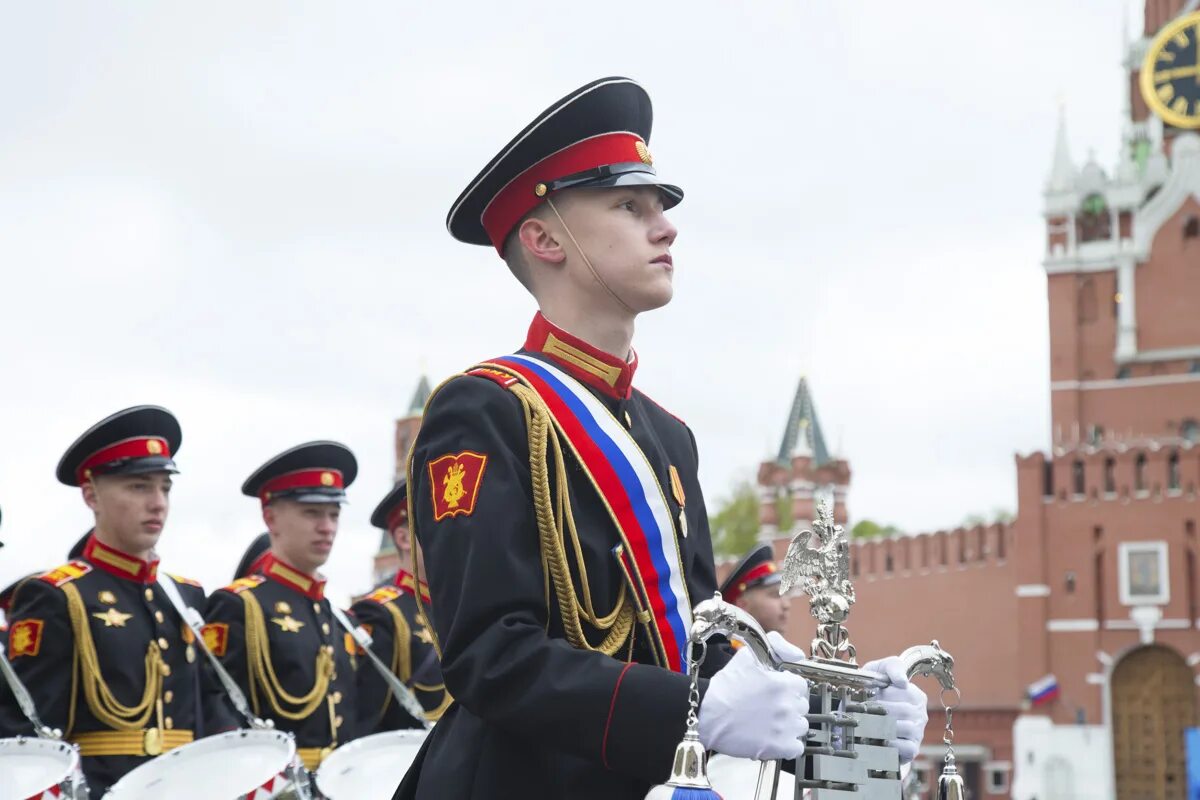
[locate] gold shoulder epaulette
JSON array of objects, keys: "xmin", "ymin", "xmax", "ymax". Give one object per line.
[
  {"xmin": 365, "ymin": 586, "xmax": 402, "ymax": 605},
  {"xmin": 167, "ymin": 573, "xmax": 203, "ymax": 588},
  {"xmin": 221, "ymin": 575, "xmax": 266, "ymax": 594},
  {"xmin": 38, "ymin": 560, "xmax": 93, "ymax": 588}
]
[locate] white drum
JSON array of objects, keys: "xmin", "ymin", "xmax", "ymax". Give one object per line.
[
  {"xmin": 705, "ymin": 754, "xmax": 794, "ymax": 800},
  {"xmin": 314, "ymin": 730, "xmax": 427, "ymax": 800},
  {"xmin": 103, "ymin": 729, "xmax": 301, "ymax": 800},
  {"xmin": 0, "ymin": 737, "xmax": 85, "ymax": 800}
]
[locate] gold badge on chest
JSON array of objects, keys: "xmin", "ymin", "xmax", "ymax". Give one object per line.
[
  {"xmin": 271, "ymin": 615, "xmax": 305, "ymax": 633},
  {"xmin": 92, "ymin": 608, "xmax": 134, "ymax": 627},
  {"xmin": 98, "ymin": 590, "xmax": 117, "ymax": 605}
]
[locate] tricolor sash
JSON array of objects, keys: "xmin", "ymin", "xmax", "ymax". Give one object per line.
[{"xmin": 486, "ymin": 353, "xmax": 693, "ymax": 672}]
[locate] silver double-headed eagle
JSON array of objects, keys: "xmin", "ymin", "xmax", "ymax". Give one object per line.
[{"xmin": 779, "ymin": 497, "xmax": 858, "ymax": 661}]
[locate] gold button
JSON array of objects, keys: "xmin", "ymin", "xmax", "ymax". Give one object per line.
[
  {"xmin": 145, "ymin": 588, "xmax": 155, "ymax": 602},
  {"xmin": 322, "ymin": 623, "xmax": 331, "ymax": 635},
  {"xmin": 161, "ymin": 663, "xmax": 171, "ymax": 677},
  {"xmin": 332, "ymin": 672, "xmax": 338, "ymax": 682},
  {"xmin": 323, "ymin": 644, "xmax": 334, "ymax": 655},
  {"xmin": 158, "ymin": 637, "xmax": 170, "ymax": 650},
  {"xmin": 332, "ymin": 691, "xmax": 342, "ymax": 704},
  {"xmin": 186, "ymin": 645, "xmax": 196, "ymax": 663},
  {"xmin": 144, "ymin": 728, "xmax": 163, "ymax": 756},
  {"xmin": 624, "ymin": 411, "xmax": 632, "ymax": 428},
  {"xmin": 334, "ymin": 715, "xmax": 343, "ymax": 728},
  {"xmin": 313, "ymin": 603, "xmax": 321, "ymax": 614},
  {"xmin": 164, "ymin": 717, "xmax": 174, "ymax": 730},
  {"xmin": 155, "ymin": 611, "xmax": 165, "ymax": 623},
  {"xmin": 164, "ymin": 690, "xmax": 174, "ymax": 704}
]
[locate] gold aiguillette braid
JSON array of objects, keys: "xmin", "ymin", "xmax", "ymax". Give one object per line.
[
  {"xmin": 510, "ymin": 383, "xmax": 633, "ymax": 656},
  {"xmin": 63, "ymin": 583, "xmax": 163, "ymax": 730},
  {"xmin": 241, "ymin": 590, "xmax": 333, "ymax": 720}
]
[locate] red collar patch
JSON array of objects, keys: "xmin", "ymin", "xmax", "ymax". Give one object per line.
[
  {"xmin": 395, "ymin": 570, "xmax": 432, "ymax": 605},
  {"xmin": 524, "ymin": 312, "xmax": 636, "ymax": 400},
  {"xmin": 261, "ymin": 553, "xmax": 326, "ymax": 601},
  {"xmin": 84, "ymin": 535, "xmax": 160, "ymax": 584}
]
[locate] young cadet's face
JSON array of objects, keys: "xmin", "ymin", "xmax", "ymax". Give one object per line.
[
  {"xmin": 85, "ymin": 472, "xmax": 172, "ymax": 556},
  {"xmin": 735, "ymin": 584, "xmax": 791, "ymax": 635},
  {"xmin": 265, "ymin": 499, "xmax": 339, "ymax": 573},
  {"xmin": 556, "ymin": 185, "xmax": 678, "ymax": 313}
]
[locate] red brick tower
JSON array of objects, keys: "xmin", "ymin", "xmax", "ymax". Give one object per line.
[{"xmin": 371, "ymin": 376, "xmax": 431, "ymax": 585}]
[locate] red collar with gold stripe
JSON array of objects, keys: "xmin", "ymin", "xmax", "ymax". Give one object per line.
[
  {"xmin": 261, "ymin": 553, "xmax": 326, "ymax": 601},
  {"xmin": 524, "ymin": 312, "xmax": 636, "ymax": 401},
  {"xmin": 84, "ymin": 534, "xmax": 159, "ymax": 584},
  {"xmin": 394, "ymin": 570, "xmax": 431, "ymax": 605}
]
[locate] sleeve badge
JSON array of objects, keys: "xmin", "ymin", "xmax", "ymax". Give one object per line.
[
  {"xmin": 427, "ymin": 451, "xmax": 489, "ymax": 522},
  {"xmin": 202, "ymin": 622, "xmax": 229, "ymax": 657},
  {"xmin": 9, "ymin": 619, "xmax": 44, "ymax": 657}
]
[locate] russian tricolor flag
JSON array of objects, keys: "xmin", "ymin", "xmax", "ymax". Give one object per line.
[{"xmin": 1027, "ymin": 674, "xmax": 1060, "ymax": 706}]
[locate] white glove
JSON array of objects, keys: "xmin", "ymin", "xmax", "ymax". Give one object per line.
[
  {"xmin": 699, "ymin": 642, "xmax": 809, "ymax": 760},
  {"xmin": 862, "ymin": 655, "xmax": 929, "ymax": 764},
  {"xmin": 766, "ymin": 631, "xmax": 806, "ymax": 663}
]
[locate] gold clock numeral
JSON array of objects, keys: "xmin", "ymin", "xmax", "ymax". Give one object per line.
[
  {"xmin": 1171, "ymin": 96, "xmax": 1189, "ymax": 115},
  {"xmin": 1173, "ymin": 31, "xmax": 1191, "ymax": 47},
  {"xmin": 1157, "ymin": 50, "xmax": 1177, "ymax": 63},
  {"xmin": 1159, "ymin": 83, "xmax": 1176, "ymax": 102}
]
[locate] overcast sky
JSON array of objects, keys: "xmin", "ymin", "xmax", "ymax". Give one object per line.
[{"xmin": 0, "ymin": 1, "xmax": 1138, "ymax": 601}]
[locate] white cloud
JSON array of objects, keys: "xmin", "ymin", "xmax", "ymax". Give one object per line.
[{"xmin": 0, "ymin": 0, "xmax": 1134, "ymax": 595}]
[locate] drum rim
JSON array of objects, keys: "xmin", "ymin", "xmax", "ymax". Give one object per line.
[
  {"xmin": 0, "ymin": 735, "xmax": 81, "ymax": 793},
  {"xmin": 104, "ymin": 728, "xmax": 298, "ymax": 796},
  {"xmin": 314, "ymin": 729, "xmax": 428, "ymax": 794}
]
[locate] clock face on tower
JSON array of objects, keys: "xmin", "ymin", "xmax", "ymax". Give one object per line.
[{"xmin": 1141, "ymin": 11, "xmax": 1200, "ymax": 130}]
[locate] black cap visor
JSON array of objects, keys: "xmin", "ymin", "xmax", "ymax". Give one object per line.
[{"xmin": 545, "ymin": 162, "xmax": 682, "ymax": 206}]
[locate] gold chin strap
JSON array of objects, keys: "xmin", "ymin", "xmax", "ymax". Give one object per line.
[{"xmin": 545, "ymin": 197, "xmax": 635, "ymax": 315}]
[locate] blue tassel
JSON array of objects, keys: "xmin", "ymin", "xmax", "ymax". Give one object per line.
[{"xmin": 670, "ymin": 788, "xmax": 723, "ymax": 800}]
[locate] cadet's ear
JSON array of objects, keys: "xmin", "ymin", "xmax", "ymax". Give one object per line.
[
  {"xmin": 517, "ymin": 214, "xmax": 566, "ymax": 266},
  {"xmin": 81, "ymin": 481, "xmax": 99, "ymax": 512},
  {"xmin": 262, "ymin": 504, "xmax": 276, "ymax": 530}
]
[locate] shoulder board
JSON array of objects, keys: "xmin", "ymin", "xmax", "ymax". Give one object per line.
[
  {"xmin": 167, "ymin": 573, "xmax": 203, "ymax": 588},
  {"xmin": 466, "ymin": 364, "xmax": 519, "ymax": 388},
  {"xmin": 636, "ymin": 390, "xmax": 687, "ymax": 428},
  {"xmin": 38, "ymin": 560, "xmax": 93, "ymax": 588},
  {"xmin": 364, "ymin": 586, "xmax": 402, "ymax": 605},
  {"xmin": 220, "ymin": 575, "xmax": 266, "ymax": 594}
]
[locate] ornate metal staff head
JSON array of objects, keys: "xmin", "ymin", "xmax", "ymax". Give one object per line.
[{"xmin": 779, "ymin": 497, "xmax": 858, "ymax": 662}]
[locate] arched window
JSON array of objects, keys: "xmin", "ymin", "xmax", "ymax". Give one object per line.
[
  {"xmin": 1043, "ymin": 460, "xmax": 1055, "ymax": 497},
  {"xmin": 1104, "ymin": 457, "xmax": 1116, "ymax": 494},
  {"xmin": 1182, "ymin": 418, "xmax": 1199, "ymax": 441},
  {"xmin": 1078, "ymin": 194, "xmax": 1112, "ymax": 242},
  {"xmin": 1184, "ymin": 215, "xmax": 1199, "ymax": 240},
  {"xmin": 1073, "ymin": 459, "xmax": 1086, "ymax": 496},
  {"xmin": 1135, "ymin": 453, "xmax": 1148, "ymax": 492},
  {"xmin": 1168, "ymin": 451, "xmax": 1181, "ymax": 491}
]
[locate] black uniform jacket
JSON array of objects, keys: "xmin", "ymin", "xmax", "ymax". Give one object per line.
[
  {"xmin": 0, "ymin": 534, "xmax": 237, "ymax": 796},
  {"xmin": 203, "ymin": 552, "xmax": 358, "ymax": 770},
  {"xmin": 352, "ymin": 570, "xmax": 451, "ymax": 733},
  {"xmin": 395, "ymin": 313, "xmax": 730, "ymax": 800}
]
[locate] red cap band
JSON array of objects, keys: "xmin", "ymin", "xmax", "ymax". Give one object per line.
[
  {"xmin": 386, "ymin": 503, "xmax": 409, "ymax": 531},
  {"xmin": 260, "ymin": 468, "xmax": 344, "ymax": 504},
  {"xmin": 480, "ymin": 132, "xmax": 649, "ymax": 253},
  {"xmin": 77, "ymin": 437, "xmax": 171, "ymax": 483},
  {"xmin": 724, "ymin": 561, "xmax": 777, "ymax": 605}
]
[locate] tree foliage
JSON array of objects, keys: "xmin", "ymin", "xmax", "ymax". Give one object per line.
[{"xmin": 709, "ymin": 481, "xmax": 761, "ymax": 558}]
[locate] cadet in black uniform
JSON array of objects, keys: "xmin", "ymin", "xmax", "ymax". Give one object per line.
[
  {"xmin": 352, "ymin": 481, "xmax": 450, "ymax": 733},
  {"xmin": 204, "ymin": 441, "xmax": 360, "ymax": 773},
  {"xmin": 394, "ymin": 78, "xmax": 812, "ymax": 800},
  {"xmin": 0, "ymin": 406, "xmax": 236, "ymax": 795}
]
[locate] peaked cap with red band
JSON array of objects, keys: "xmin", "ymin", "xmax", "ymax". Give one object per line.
[
  {"xmin": 370, "ymin": 479, "xmax": 408, "ymax": 531},
  {"xmin": 446, "ymin": 76, "xmax": 683, "ymax": 254},
  {"xmin": 56, "ymin": 405, "xmax": 181, "ymax": 487},
  {"xmin": 720, "ymin": 544, "xmax": 783, "ymax": 605},
  {"xmin": 242, "ymin": 440, "xmax": 358, "ymax": 506}
]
